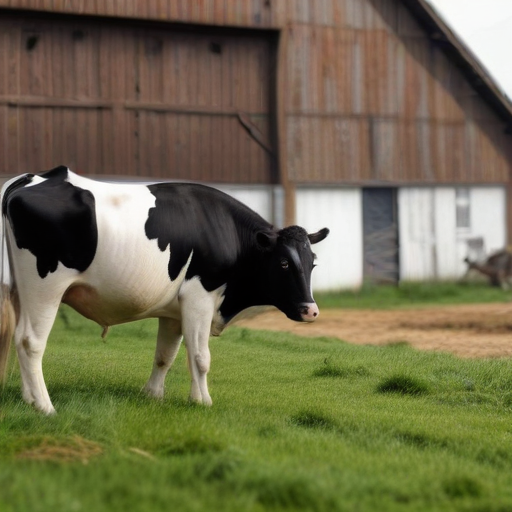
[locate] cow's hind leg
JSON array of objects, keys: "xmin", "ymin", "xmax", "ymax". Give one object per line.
[
  {"xmin": 15, "ymin": 302, "xmax": 61, "ymax": 414},
  {"xmin": 144, "ymin": 318, "xmax": 182, "ymax": 399},
  {"xmin": 12, "ymin": 254, "xmax": 73, "ymax": 414}
]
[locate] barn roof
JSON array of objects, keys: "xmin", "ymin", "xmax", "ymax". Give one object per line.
[{"xmin": 402, "ymin": 0, "xmax": 512, "ymax": 134}]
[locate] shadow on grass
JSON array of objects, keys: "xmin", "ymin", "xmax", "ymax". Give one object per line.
[
  {"xmin": 443, "ymin": 475, "xmax": 484, "ymax": 499},
  {"xmin": 376, "ymin": 375, "xmax": 430, "ymax": 396},
  {"xmin": 312, "ymin": 360, "xmax": 370, "ymax": 379},
  {"xmin": 159, "ymin": 435, "xmax": 226, "ymax": 457},
  {"xmin": 289, "ymin": 410, "xmax": 338, "ymax": 431},
  {"xmin": 394, "ymin": 430, "xmax": 449, "ymax": 451}
]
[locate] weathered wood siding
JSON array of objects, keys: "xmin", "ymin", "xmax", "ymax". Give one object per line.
[
  {"xmin": 0, "ymin": 0, "xmax": 511, "ymax": 186},
  {"xmin": 284, "ymin": 4, "xmax": 512, "ymax": 184},
  {"xmin": 0, "ymin": 13, "xmax": 275, "ymax": 181}
]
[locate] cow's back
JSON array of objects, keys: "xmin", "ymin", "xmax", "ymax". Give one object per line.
[
  {"xmin": 4, "ymin": 170, "xmax": 183, "ymax": 325},
  {"xmin": 4, "ymin": 169, "xmax": 273, "ymax": 327}
]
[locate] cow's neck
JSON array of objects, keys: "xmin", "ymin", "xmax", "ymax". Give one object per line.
[{"xmin": 220, "ymin": 259, "xmax": 271, "ymax": 322}]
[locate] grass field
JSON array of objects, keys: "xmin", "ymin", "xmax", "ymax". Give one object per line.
[
  {"xmin": 1, "ymin": 286, "xmax": 512, "ymax": 511},
  {"xmin": 316, "ymin": 281, "xmax": 512, "ymax": 309}
]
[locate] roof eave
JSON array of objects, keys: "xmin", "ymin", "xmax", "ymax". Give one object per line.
[{"xmin": 401, "ymin": 0, "xmax": 512, "ymax": 134}]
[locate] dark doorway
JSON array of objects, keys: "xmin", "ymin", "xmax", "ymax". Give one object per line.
[{"xmin": 362, "ymin": 188, "xmax": 399, "ymax": 284}]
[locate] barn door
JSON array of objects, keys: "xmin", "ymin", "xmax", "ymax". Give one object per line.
[
  {"xmin": 0, "ymin": 13, "xmax": 277, "ymax": 184},
  {"xmin": 362, "ymin": 188, "xmax": 399, "ymax": 284}
]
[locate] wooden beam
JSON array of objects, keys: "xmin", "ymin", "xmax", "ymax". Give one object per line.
[{"xmin": 277, "ymin": 26, "xmax": 295, "ymax": 226}]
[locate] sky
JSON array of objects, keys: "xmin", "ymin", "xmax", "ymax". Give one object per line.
[{"xmin": 426, "ymin": 0, "xmax": 512, "ymax": 102}]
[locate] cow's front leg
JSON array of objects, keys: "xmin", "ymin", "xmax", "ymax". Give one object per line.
[
  {"xmin": 179, "ymin": 280, "xmax": 214, "ymax": 406},
  {"xmin": 144, "ymin": 318, "xmax": 182, "ymax": 399}
]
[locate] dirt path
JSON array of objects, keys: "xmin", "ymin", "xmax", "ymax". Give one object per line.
[{"xmin": 235, "ymin": 303, "xmax": 512, "ymax": 358}]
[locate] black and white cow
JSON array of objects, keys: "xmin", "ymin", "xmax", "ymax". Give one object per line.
[{"xmin": 0, "ymin": 166, "xmax": 329, "ymax": 414}]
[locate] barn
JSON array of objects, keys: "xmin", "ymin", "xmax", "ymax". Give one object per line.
[{"xmin": 0, "ymin": 0, "xmax": 511, "ymax": 291}]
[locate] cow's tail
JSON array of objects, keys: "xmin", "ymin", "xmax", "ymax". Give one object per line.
[
  {"xmin": 0, "ymin": 285, "xmax": 15, "ymax": 386},
  {"xmin": 0, "ymin": 176, "xmax": 25, "ymax": 386}
]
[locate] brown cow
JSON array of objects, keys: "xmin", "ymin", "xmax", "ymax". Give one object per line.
[{"xmin": 464, "ymin": 249, "xmax": 512, "ymax": 289}]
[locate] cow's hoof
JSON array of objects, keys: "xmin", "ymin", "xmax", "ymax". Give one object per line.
[
  {"xmin": 188, "ymin": 394, "xmax": 212, "ymax": 406},
  {"xmin": 34, "ymin": 403, "xmax": 56, "ymax": 415},
  {"xmin": 142, "ymin": 385, "xmax": 164, "ymax": 400}
]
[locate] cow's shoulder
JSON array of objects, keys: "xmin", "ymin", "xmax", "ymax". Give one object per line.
[
  {"xmin": 145, "ymin": 183, "xmax": 271, "ymax": 290},
  {"xmin": 5, "ymin": 167, "xmax": 98, "ymax": 278}
]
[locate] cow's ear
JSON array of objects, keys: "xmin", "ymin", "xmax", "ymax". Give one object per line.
[
  {"xmin": 256, "ymin": 231, "xmax": 277, "ymax": 251},
  {"xmin": 308, "ymin": 228, "xmax": 329, "ymax": 244}
]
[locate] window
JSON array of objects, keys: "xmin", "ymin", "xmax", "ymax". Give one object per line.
[{"xmin": 455, "ymin": 188, "xmax": 470, "ymax": 230}]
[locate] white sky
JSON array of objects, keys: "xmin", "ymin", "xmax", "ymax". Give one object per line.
[{"xmin": 426, "ymin": 0, "xmax": 512, "ymax": 102}]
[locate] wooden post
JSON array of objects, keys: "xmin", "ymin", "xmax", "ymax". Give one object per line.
[
  {"xmin": 276, "ymin": 25, "xmax": 295, "ymax": 227},
  {"xmin": 283, "ymin": 182, "xmax": 296, "ymax": 227}
]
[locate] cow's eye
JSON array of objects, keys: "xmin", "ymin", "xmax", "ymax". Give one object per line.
[{"xmin": 281, "ymin": 258, "xmax": 289, "ymax": 270}]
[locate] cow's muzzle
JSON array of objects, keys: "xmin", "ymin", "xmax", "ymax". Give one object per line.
[{"xmin": 299, "ymin": 302, "xmax": 319, "ymax": 322}]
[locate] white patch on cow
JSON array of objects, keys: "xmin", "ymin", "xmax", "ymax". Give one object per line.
[
  {"xmin": 179, "ymin": 277, "xmax": 227, "ymax": 336},
  {"xmin": 25, "ymin": 175, "xmax": 46, "ymax": 187},
  {"xmin": 5, "ymin": 235, "xmax": 83, "ymax": 414},
  {"xmin": 143, "ymin": 317, "xmax": 183, "ymax": 399},
  {"xmin": 288, "ymin": 243, "xmax": 319, "ymax": 322},
  {"xmin": 60, "ymin": 172, "xmax": 194, "ymax": 325},
  {"xmin": 0, "ymin": 226, "xmax": 10, "ymax": 288},
  {"xmin": 178, "ymin": 277, "xmax": 227, "ymax": 405},
  {"xmin": 1, "ymin": 175, "xmax": 32, "ymax": 287},
  {"xmin": 309, "ymin": 267, "xmax": 314, "ymax": 301}
]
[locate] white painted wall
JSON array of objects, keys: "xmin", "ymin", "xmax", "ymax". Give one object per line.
[
  {"xmin": 217, "ymin": 184, "xmax": 506, "ymax": 288},
  {"xmin": 469, "ymin": 187, "xmax": 506, "ymax": 256},
  {"xmin": 217, "ymin": 185, "xmax": 274, "ymax": 223},
  {"xmin": 398, "ymin": 187, "xmax": 460, "ymax": 280},
  {"xmin": 217, "ymin": 185, "xmax": 364, "ymax": 291},
  {"xmin": 399, "ymin": 186, "xmax": 506, "ymax": 281},
  {"xmin": 296, "ymin": 188, "xmax": 363, "ymax": 291},
  {"xmin": 434, "ymin": 188, "xmax": 459, "ymax": 279},
  {"xmin": 398, "ymin": 188, "xmax": 436, "ymax": 280}
]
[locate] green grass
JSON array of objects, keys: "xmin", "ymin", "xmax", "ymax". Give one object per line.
[
  {"xmin": 316, "ymin": 281, "xmax": 512, "ymax": 309},
  {"xmin": 1, "ymin": 305, "xmax": 512, "ymax": 511}
]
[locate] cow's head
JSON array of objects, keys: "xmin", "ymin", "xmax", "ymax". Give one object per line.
[{"xmin": 256, "ymin": 225, "xmax": 329, "ymax": 322}]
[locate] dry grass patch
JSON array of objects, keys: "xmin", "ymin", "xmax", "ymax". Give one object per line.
[{"xmin": 15, "ymin": 435, "xmax": 102, "ymax": 464}]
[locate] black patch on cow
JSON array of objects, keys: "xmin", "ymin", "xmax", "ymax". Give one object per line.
[
  {"xmin": 4, "ymin": 167, "xmax": 98, "ymax": 278},
  {"xmin": 219, "ymin": 224, "xmax": 319, "ymax": 322},
  {"xmin": 1, "ymin": 174, "xmax": 34, "ymax": 215},
  {"xmin": 145, "ymin": 183, "xmax": 329, "ymax": 323},
  {"xmin": 39, "ymin": 165, "xmax": 69, "ymax": 180},
  {"xmin": 145, "ymin": 183, "xmax": 272, "ymax": 292}
]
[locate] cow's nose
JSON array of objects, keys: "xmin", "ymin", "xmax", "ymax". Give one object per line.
[{"xmin": 300, "ymin": 303, "xmax": 319, "ymax": 322}]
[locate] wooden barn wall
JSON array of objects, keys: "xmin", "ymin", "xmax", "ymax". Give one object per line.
[
  {"xmin": 0, "ymin": 0, "xmax": 511, "ymax": 185},
  {"xmin": 283, "ymin": 1, "xmax": 512, "ymax": 185},
  {"xmin": 0, "ymin": 14, "xmax": 274, "ymax": 181}
]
